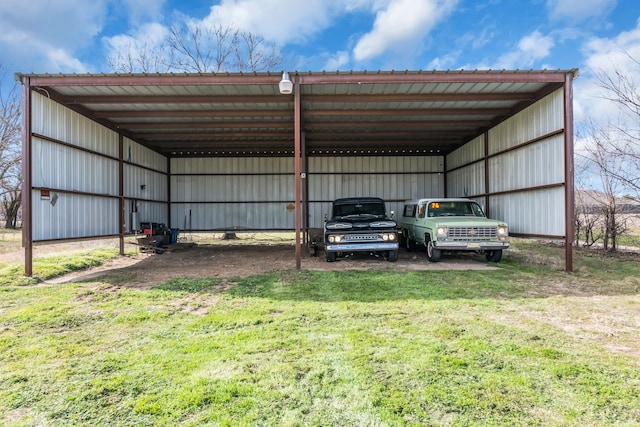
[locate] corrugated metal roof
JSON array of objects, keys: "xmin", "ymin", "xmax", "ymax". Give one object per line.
[{"xmin": 16, "ymin": 69, "xmax": 577, "ymax": 157}]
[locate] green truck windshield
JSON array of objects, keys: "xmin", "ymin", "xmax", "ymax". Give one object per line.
[{"xmin": 426, "ymin": 201, "xmax": 485, "ymax": 217}]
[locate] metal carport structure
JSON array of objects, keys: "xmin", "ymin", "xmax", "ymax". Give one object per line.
[{"xmin": 17, "ymin": 69, "xmax": 577, "ymax": 274}]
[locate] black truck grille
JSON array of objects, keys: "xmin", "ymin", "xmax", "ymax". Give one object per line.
[{"xmin": 344, "ymin": 234, "xmax": 379, "ymax": 242}]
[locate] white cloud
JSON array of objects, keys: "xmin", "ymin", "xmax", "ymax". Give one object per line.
[
  {"xmin": 0, "ymin": 0, "xmax": 172, "ymax": 74},
  {"xmin": 103, "ymin": 23, "xmax": 171, "ymax": 72},
  {"xmin": 120, "ymin": 0, "xmax": 168, "ymax": 25},
  {"xmin": 104, "ymin": 22, "xmax": 170, "ymax": 51},
  {"xmin": 575, "ymin": 18, "xmax": 640, "ymax": 125},
  {"xmin": 47, "ymin": 49, "xmax": 89, "ymax": 73},
  {"xmin": 203, "ymin": 0, "xmax": 352, "ymax": 45},
  {"xmin": 323, "ymin": 51, "xmax": 351, "ymax": 70},
  {"xmin": 547, "ymin": 0, "xmax": 616, "ymax": 23},
  {"xmin": 0, "ymin": 0, "xmax": 108, "ymax": 72},
  {"xmin": 493, "ymin": 31, "xmax": 555, "ymax": 69},
  {"xmin": 0, "ymin": 0, "xmax": 105, "ymax": 47},
  {"xmin": 352, "ymin": 0, "xmax": 459, "ymax": 62},
  {"xmin": 426, "ymin": 52, "xmax": 460, "ymax": 70}
]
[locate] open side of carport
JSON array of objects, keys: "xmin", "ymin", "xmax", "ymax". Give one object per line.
[{"xmin": 16, "ymin": 69, "xmax": 577, "ymax": 274}]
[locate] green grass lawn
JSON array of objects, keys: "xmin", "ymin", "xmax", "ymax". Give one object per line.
[{"xmin": 1, "ymin": 242, "xmax": 639, "ymax": 426}]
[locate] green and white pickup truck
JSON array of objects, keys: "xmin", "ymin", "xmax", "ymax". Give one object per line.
[{"xmin": 399, "ymin": 198, "xmax": 509, "ymax": 262}]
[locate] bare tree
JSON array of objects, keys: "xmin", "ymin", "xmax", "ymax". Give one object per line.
[
  {"xmin": 109, "ymin": 21, "xmax": 285, "ymax": 74},
  {"xmin": 575, "ymin": 51, "xmax": 640, "ymax": 251},
  {"xmin": 0, "ymin": 64, "xmax": 22, "ymax": 228},
  {"xmin": 574, "ymin": 189, "xmax": 603, "ymax": 248},
  {"xmin": 232, "ymin": 32, "xmax": 284, "ymax": 73},
  {"xmin": 168, "ymin": 23, "xmax": 236, "ymax": 73},
  {"xmin": 592, "ymin": 51, "xmax": 640, "ymax": 203},
  {"xmin": 577, "ymin": 121, "xmax": 630, "ymax": 250},
  {"xmin": 108, "ymin": 40, "xmax": 175, "ymax": 73}
]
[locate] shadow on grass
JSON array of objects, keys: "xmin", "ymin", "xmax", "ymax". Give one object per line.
[
  {"xmin": 122, "ymin": 243, "xmax": 640, "ymax": 302},
  {"xmin": 221, "ymin": 261, "xmax": 640, "ymax": 302},
  {"xmin": 152, "ymin": 277, "xmax": 223, "ymax": 292},
  {"xmin": 222, "ymin": 269, "xmax": 523, "ymax": 302},
  {"xmin": 9, "ymin": 241, "xmax": 639, "ymax": 303}
]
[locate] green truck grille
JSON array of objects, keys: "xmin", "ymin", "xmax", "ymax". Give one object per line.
[{"xmin": 448, "ymin": 226, "xmax": 497, "ymax": 239}]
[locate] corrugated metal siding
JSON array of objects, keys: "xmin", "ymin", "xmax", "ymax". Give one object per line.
[
  {"xmin": 308, "ymin": 156, "xmax": 444, "ymax": 228},
  {"xmin": 122, "ymin": 139, "xmax": 169, "ymax": 232},
  {"xmin": 124, "ymin": 164, "xmax": 168, "ymax": 201},
  {"xmin": 124, "ymin": 137, "xmax": 168, "ymax": 173},
  {"xmin": 31, "ymin": 94, "xmax": 124, "ymax": 240},
  {"xmin": 124, "ymin": 201, "xmax": 168, "ymax": 233},
  {"xmin": 170, "ymin": 202, "xmax": 295, "ymax": 231},
  {"xmin": 32, "ymin": 137, "xmax": 119, "ymax": 195},
  {"xmin": 490, "ymin": 188, "xmax": 565, "ymax": 236},
  {"xmin": 489, "ymin": 89, "xmax": 563, "ymax": 154},
  {"xmin": 30, "ymin": 93, "xmax": 172, "ymax": 240},
  {"xmin": 31, "ymin": 191, "xmax": 119, "ymax": 240},
  {"xmin": 170, "ymin": 157, "xmax": 295, "ymax": 230},
  {"xmin": 447, "ymin": 163, "xmax": 485, "ymax": 197},
  {"xmin": 32, "ymin": 93, "xmax": 118, "ymax": 157},
  {"xmin": 446, "ymin": 135, "xmax": 484, "ymax": 170},
  {"xmin": 489, "ymin": 134, "xmax": 564, "ymax": 193},
  {"xmin": 172, "ymin": 157, "xmax": 294, "ymax": 174},
  {"xmin": 134, "ymin": 201, "xmax": 168, "ymax": 227},
  {"xmin": 486, "ymin": 89, "xmax": 565, "ymax": 237},
  {"xmin": 443, "ymin": 89, "xmax": 566, "ymax": 237},
  {"xmin": 169, "ymin": 156, "xmax": 445, "ymax": 230},
  {"xmin": 306, "ymin": 172, "xmax": 445, "ymax": 227},
  {"xmin": 28, "ymin": 81, "xmax": 568, "ymax": 240},
  {"xmin": 171, "ymin": 173, "xmax": 293, "ymax": 203},
  {"xmin": 309, "ymin": 156, "xmax": 442, "ymax": 174},
  {"xmin": 446, "ymin": 135, "xmax": 485, "ymax": 197}
]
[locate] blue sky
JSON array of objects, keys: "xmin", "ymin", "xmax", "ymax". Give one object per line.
[{"xmin": 1, "ymin": 0, "xmax": 639, "ymax": 125}]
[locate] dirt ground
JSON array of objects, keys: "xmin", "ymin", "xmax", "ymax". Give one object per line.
[{"xmin": 38, "ymin": 235, "xmax": 499, "ymax": 288}]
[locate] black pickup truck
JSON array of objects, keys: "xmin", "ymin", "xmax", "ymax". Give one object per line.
[{"xmin": 323, "ymin": 197, "xmax": 399, "ymax": 262}]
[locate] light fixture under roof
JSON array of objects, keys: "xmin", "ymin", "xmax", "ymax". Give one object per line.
[{"xmin": 279, "ymin": 71, "xmax": 293, "ymax": 94}]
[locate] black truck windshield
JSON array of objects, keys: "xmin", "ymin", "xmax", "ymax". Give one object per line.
[{"xmin": 333, "ymin": 203, "xmax": 386, "ymax": 218}]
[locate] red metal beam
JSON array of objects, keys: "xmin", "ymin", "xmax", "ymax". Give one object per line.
[
  {"xmin": 564, "ymin": 72, "xmax": 576, "ymax": 272},
  {"xmin": 301, "ymin": 93, "xmax": 536, "ymax": 103},
  {"xmin": 118, "ymin": 135, "xmax": 125, "ymax": 256},
  {"xmin": 298, "ymin": 70, "xmax": 575, "ymax": 84},
  {"xmin": 304, "ymin": 108, "xmax": 512, "ymax": 117},
  {"xmin": 19, "ymin": 69, "xmax": 577, "ymax": 88},
  {"xmin": 23, "ymin": 74, "xmax": 283, "ymax": 87},
  {"xmin": 127, "ymin": 121, "xmax": 294, "ymax": 130},
  {"xmin": 21, "ymin": 77, "xmax": 33, "ymax": 276},
  {"xmin": 294, "ymin": 75, "xmax": 302, "ymax": 270},
  {"xmin": 64, "ymin": 94, "xmax": 288, "ymax": 104},
  {"xmin": 93, "ymin": 109, "xmax": 294, "ymax": 119}
]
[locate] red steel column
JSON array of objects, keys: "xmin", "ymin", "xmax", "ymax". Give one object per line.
[
  {"xmin": 484, "ymin": 131, "xmax": 490, "ymax": 216},
  {"xmin": 21, "ymin": 78, "xmax": 33, "ymax": 277},
  {"xmin": 294, "ymin": 74, "xmax": 302, "ymax": 269},
  {"xmin": 119, "ymin": 134, "xmax": 125, "ymax": 256},
  {"xmin": 564, "ymin": 72, "xmax": 575, "ymax": 272}
]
